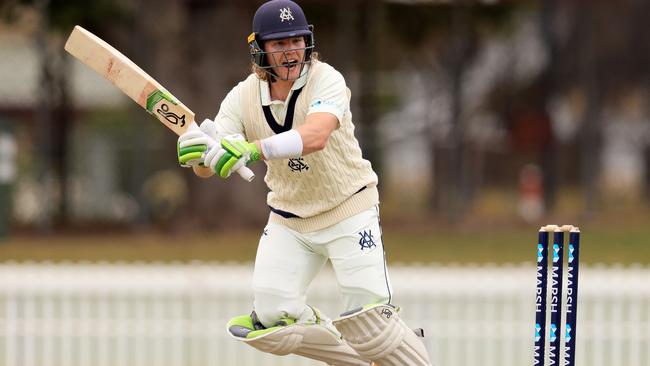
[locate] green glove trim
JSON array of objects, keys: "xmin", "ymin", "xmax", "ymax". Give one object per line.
[
  {"xmin": 222, "ymin": 139, "xmax": 261, "ymax": 162},
  {"xmin": 248, "ymin": 143, "xmax": 261, "ymax": 162},
  {"xmin": 215, "ymin": 152, "xmax": 229, "ymax": 176},
  {"xmin": 179, "ymin": 152, "xmax": 204, "ymax": 165},
  {"xmin": 221, "ymin": 139, "xmax": 243, "ymax": 159},
  {"xmin": 235, "ymin": 140, "xmax": 261, "ymax": 162},
  {"xmin": 177, "ymin": 141, "xmax": 207, "ymax": 166},
  {"xmin": 178, "ymin": 145, "xmax": 206, "ymax": 156},
  {"xmin": 216, "ymin": 137, "xmax": 262, "ymax": 178},
  {"xmin": 219, "ymin": 155, "xmax": 239, "ymax": 178}
]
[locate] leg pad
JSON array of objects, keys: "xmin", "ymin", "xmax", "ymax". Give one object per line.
[
  {"xmin": 228, "ymin": 312, "xmax": 371, "ymax": 366},
  {"xmin": 333, "ymin": 304, "xmax": 432, "ymax": 366}
]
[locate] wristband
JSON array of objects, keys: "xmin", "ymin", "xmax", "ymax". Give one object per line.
[{"xmin": 260, "ymin": 129, "xmax": 303, "ymax": 160}]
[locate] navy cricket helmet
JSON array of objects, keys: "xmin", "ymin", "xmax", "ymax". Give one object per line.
[{"xmin": 248, "ymin": 0, "xmax": 315, "ymax": 80}]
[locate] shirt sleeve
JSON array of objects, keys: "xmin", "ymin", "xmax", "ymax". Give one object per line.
[
  {"xmin": 213, "ymin": 83, "xmax": 246, "ymax": 136},
  {"xmin": 306, "ymin": 67, "xmax": 349, "ymax": 125}
]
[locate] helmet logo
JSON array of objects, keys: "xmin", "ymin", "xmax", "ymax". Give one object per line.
[{"xmin": 279, "ymin": 7, "xmax": 294, "ymax": 22}]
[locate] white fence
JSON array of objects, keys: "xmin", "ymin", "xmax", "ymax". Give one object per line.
[{"xmin": 0, "ymin": 262, "xmax": 649, "ymax": 366}]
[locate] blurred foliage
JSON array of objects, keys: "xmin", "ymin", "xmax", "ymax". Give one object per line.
[
  {"xmin": 385, "ymin": 3, "xmax": 520, "ymax": 50},
  {"xmin": 1, "ymin": 0, "xmax": 129, "ymax": 31}
]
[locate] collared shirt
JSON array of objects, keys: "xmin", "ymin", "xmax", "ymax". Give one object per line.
[
  {"xmin": 213, "ymin": 63, "xmax": 348, "ymax": 135},
  {"xmin": 259, "ymin": 65, "xmax": 309, "ymax": 125}
]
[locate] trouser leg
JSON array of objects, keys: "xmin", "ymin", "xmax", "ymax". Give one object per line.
[{"xmin": 252, "ymin": 222, "xmax": 327, "ymax": 327}]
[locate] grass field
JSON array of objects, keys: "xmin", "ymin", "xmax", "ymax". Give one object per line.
[{"xmin": 1, "ymin": 212, "xmax": 649, "ymax": 265}]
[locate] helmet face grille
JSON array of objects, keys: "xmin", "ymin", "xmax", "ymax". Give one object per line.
[{"xmin": 249, "ymin": 40, "xmax": 315, "ymax": 81}]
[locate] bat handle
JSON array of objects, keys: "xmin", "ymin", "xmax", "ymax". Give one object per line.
[
  {"xmin": 192, "ymin": 165, "xmax": 254, "ymax": 182},
  {"xmin": 237, "ymin": 166, "xmax": 255, "ymax": 182}
]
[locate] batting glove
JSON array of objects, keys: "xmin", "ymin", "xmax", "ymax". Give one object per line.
[
  {"xmin": 178, "ymin": 123, "xmax": 216, "ymax": 167},
  {"xmin": 205, "ymin": 134, "xmax": 261, "ymax": 178}
]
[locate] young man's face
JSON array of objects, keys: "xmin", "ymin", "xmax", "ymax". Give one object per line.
[{"xmin": 263, "ymin": 37, "xmax": 306, "ymax": 81}]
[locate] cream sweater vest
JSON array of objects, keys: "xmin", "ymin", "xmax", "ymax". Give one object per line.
[{"xmin": 238, "ymin": 61, "xmax": 379, "ymax": 232}]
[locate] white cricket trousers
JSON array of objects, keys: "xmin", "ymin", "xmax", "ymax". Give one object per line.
[{"xmin": 252, "ymin": 206, "xmax": 393, "ymax": 328}]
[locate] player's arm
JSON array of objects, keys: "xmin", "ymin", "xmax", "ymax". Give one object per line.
[
  {"xmin": 290, "ymin": 112, "xmax": 340, "ymax": 155},
  {"xmin": 256, "ymin": 68, "xmax": 348, "ymax": 160},
  {"xmin": 253, "ymin": 112, "xmax": 338, "ymax": 160},
  {"xmin": 210, "ymin": 85, "xmax": 247, "ymax": 137}
]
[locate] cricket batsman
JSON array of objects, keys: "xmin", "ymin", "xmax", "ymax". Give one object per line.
[{"xmin": 177, "ymin": 1, "xmax": 432, "ymax": 365}]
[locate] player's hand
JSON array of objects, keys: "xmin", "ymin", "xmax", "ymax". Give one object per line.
[
  {"xmin": 177, "ymin": 122, "xmax": 215, "ymax": 168},
  {"xmin": 205, "ymin": 134, "xmax": 261, "ymax": 178}
]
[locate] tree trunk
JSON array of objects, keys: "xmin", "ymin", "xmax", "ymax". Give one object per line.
[
  {"xmin": 34, "ymin": 0, "xmax": 54, "ymax": 232},
  {"xmin": 51, "ymin": 49, "xmax": 72, "ymax": 227},
  {"xmin": 357, "ymin": 0, "xmax": 383, "ymax": 179},
  {"xmin": 445, "ymin": 5, "xmax": 473, "ymax": 222},
  {"xmin": 577, "ymin": 6, "xmax": 602, "ymax": 218},
  {"xmin": 538, "ymin": 0, "xmax": 560, "ymax": 213}
]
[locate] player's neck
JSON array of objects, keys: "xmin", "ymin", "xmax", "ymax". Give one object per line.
[{"xmin": 269, "ymin": 79, "xmax": 294, "ymax": 102}]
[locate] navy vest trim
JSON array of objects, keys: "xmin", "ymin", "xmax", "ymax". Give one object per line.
[
  {"xmin": 263, "ymin": 87, "xmax": 304, "ymax": 134},
  {"xmin": 268, "ymin": 187, "xmax": 367, "ymax": 220},
  {"xmin": 269, "ymin": 206, "xmax": 301, "ymax": 219}
]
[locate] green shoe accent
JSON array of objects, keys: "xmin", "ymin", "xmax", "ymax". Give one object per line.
[
  {"xmin": 247, "ymin": 317, "xmax": 296, "ymax": 339},
  {"xmin": 228, "ymin": 315, "xmax": 297, "ymax": 339},
  {"xmin": 227, "ymin": 314, "xmax": 255, "ymax": 330}
]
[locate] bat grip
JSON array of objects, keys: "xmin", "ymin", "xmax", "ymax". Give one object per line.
[
  {"xmin": 237, "ymin": 166, "xmax": 255, "ymax": 182},
  {"xmin": 192, "ymin": 165, "xmax": 254, "ymax": 182}
]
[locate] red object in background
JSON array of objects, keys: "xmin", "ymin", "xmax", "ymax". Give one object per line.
[
  {"xmin": 518, "ymin": 164, "xmax": 545, "ymax": 222},
  {"xmin": 511, "ymin": 109, "xmax": 553, "ymax": 152}
]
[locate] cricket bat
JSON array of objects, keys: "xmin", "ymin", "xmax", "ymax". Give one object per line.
[{"xmin": 64, "ymin": 25, "xmax": 254, "ymax": 181}]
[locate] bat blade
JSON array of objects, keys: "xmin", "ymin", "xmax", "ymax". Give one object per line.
[
  {"xmin": 64, "ymin": 26, "xmax": 254, "ymax": 182},
  {"xmin": 64, "ymin": 25, "xmax": 192, "ymax": 136}
]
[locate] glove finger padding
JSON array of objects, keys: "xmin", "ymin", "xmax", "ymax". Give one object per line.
[
  {"xmin": 216, "ymin": 151, "xmax": 240, "ymax": 178},
  {"xmin": 179, "ymin": 135, "xmax": 210, "ymax": 149},
  {"xmin": 177, "ymin": 123, "xmax": 213, "ymax": 167},
  {"xmin": 177, "ymin": 141, "xmax": 207, "ymax": 167},
  {"xmin": 204, "ymin": 144, "xmax": 222, "ymax": 168},
  {"xmin": 206, "ymin": 149, "xmax": 236, "ymax": 178}
]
